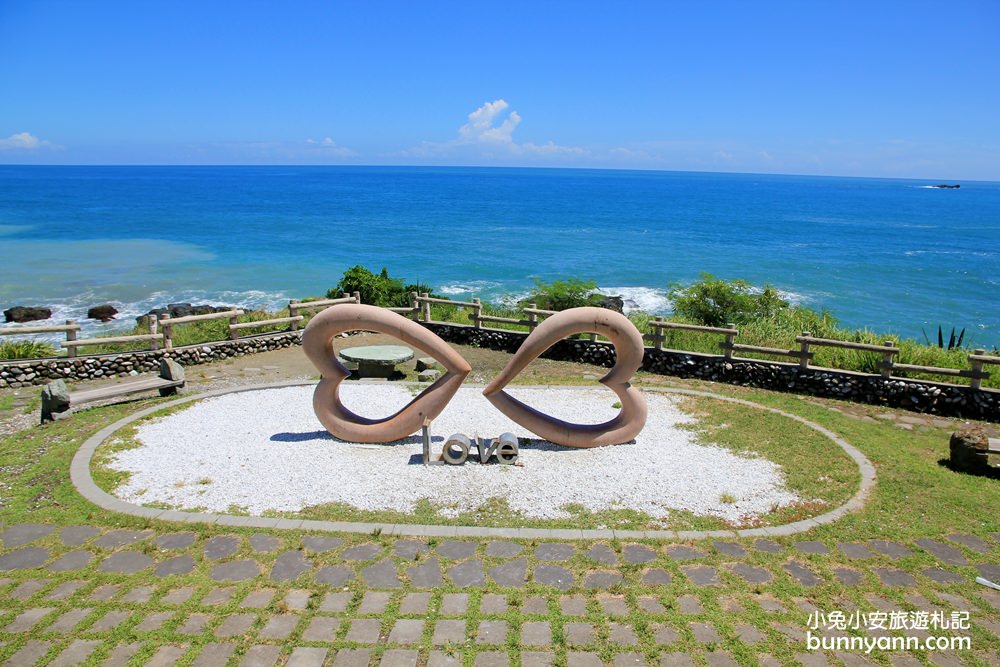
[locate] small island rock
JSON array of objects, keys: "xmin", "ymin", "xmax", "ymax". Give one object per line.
[{"xmin": 3, "ymin": 306, "xmax": 52, "ymax": 323}]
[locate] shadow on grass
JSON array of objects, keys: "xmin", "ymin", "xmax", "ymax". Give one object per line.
[{"xmin": 936, "ymin": 457, "xmax": 1000, "ymax": 481}]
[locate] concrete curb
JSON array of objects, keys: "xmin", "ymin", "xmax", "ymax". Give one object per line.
[{"xmin": 71, "ymin": 382, "xmax": 876, "ymax": 540}]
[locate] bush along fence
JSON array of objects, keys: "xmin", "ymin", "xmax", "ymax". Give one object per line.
[{"xmin": 1, "ymin": 292, "xmax": 998, "ymax": 421}]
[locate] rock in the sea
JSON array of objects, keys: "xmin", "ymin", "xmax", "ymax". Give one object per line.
[
  {"xmin": 137, "ymin": 303, "xmax": 233, "ymax": 323},
  {"xmin": 4, "ymin": 306, "xmax": 52, "ymax": 323},
  {"xmin": 598, "ymin": 295, "xmax": 625, "ymax": 313},
  {"xmin": 87, "ymin": 304, "xmax": 119, "ymax": 322}
]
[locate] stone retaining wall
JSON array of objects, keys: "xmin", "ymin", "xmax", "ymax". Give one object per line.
[{"xmin": 2, "ymin": 323, "xmax": 997, "ymax": 421}]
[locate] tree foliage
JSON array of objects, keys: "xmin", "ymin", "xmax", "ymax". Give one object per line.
[
  {"xmin": 668, "ymin": 273, "xmax": 789, "ymax": 327},
  {"xmin": 328, "ymin": 265, "xmax": 433, "ymax": 307},
  {"xmin": 521, "ymin": 277, "xmax": 605, "ymax": 311}
]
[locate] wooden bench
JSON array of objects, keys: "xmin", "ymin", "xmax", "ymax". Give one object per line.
[{"xmin": 41, "ymin": 359, "xmax": 185, "ymax": 423}]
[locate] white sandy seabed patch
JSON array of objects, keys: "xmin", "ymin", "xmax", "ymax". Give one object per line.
[{"xmin": 110, "ymin": 385, "xmax": 800, "ymax": 523}]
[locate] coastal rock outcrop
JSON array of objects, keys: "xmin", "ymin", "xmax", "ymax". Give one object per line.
[
  {"xmin": 598, "ymin": 295, "xmax": 625, "ymax": 313},
  {"xmin": 87, "ymin": 304, "xmax": 119, "ymax": 322},
  {"xmin": 137, "ymin": 303, "xmax": 233, "ymax": 323},
  {"xmin": 3, "ymin": 306, "xmax": 52, "ymax": 323}
]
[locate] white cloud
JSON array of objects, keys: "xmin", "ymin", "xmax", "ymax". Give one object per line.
[
  {"xmin": 0, "ymin": 131, "xmax": 56, "ymax": 150},
  {"xmin": 304, "ymin": 137, "xmax": 356, "ymax": 157}
]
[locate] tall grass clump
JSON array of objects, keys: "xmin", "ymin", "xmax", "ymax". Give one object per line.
[{"xmin": 0, "ymin": 339, "xmax": 57, "ymax": 360}]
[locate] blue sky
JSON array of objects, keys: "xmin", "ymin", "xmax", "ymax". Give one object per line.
[{"xmin": 1, "ymin": 1, "xmax": 998, "ymax": 179}]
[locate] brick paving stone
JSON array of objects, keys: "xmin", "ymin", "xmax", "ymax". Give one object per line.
[
  {"xmin": 772, "ymin": 622, "xmax": 806, "ymax": 642},
  {"xmin": 691, "ymin": 621, "xmax": 721, "ymax": 643},
  {"xmin": 260, "ymin": 614, "xmax": 299, "ymax": 639},
  {"xmin": 162, "ymin": 587, "xmax": 195, "ymax": 605},
  {"xmin": 521, "ymin": 620, "xmax": 552, "ymax": 646},
  {"xmin": 642, "ymin": 568, "xmax": 672, "ymax": 586},
  {"xmin": 94, "ymin": 529, "xmax": 151, "ymax": 549},
  {"xmin": 90, "ymin": 610, "xmax": 131, "ymax": 632},
  {"xmin": 245, "ymin": 534, "xmax": 281, "ymax": 553},
  {"xmin": 793, "ymin": 540, "xmax": 830, "ymax": 555},
  {"xmin": 752, "ymin": 594, "xmax": 786, "ymax": 613},
  {"xmin": 484, "ymin": 541, "xmax": 523, "ymax": 558},
  {"xmin": 726, "ymin": 562, "xmax": 772, "ymax": 584},
  {"xmin": 441, "ymin": 593, "xmax": 468, "ymax": 615},
  {"xmin": 837, "ymin": 542, "xmax": 876, "ymax": 559},
  {"xmin": 653, "ymin": 624, "xmax": 680, "ymax": 644},
  {"xmin": 534, "ymin": 564, "xmax": 574, "ymax": 590},
  {"xmin": 362, "ymin": 560, "xmax": 402, "ymax": 588},
  {"xmin": 887, "ymin": 656, "xmax": 924, "ymax": 667},
  {"xmin": 120, "ymin": 585, "xmax": 154, "ymax": 603},
  {"xmin": 735, "ymin": 623, "xmax": 766, "ymax": 643},
  {"xmin": 713, "ymin": 541, "xmax": 747, "ymax": 558},
  {"xmin": 101, "ymin": 642, "xmax": 143, "ymax": 667},
  {"xmin": 977, "ymin": 564, "xmax": 1000, "ymax": 581},
  {"xmin": 479, "ymin": 593, "xmax": 508, "ymax": 615},
  {"xmin": 638, "ymin": 596, "xmax": 665, "ymax": 614},
  {"xmin": 705, "ymin": 651, "xmax": 740, "ymax": 667},
  {"xmin": 720, "ymin": 597, "xmax": 744, "ymax": 613},
  {"xmin": 47, "ymin": 550, "xmax": 93, "ymax": 572},
  {"xmin": 341, "ymin": 543, "xmax": 383, "ymax": 560},
  {"xmin": 154, "ymin": 554, "xmax": 195, "ymax": 577},
  {"xmin": 4, "ymin": 640, "xmax": 52, "ymax": 666},
  {"xmin": 301, "ymin": 535, "xmax": 342, "ymax": 553},
  {"xmin": 666, "ymin": 545, "xmax": 705, "ymax": 560},
  {"xmin": 136, "ymin": 611, "xmax": 174, "ymax": 632},
  {"xmin": 439, "ymin": 540, "xmax": 480, "ymax": 559},
  {"xmin": 0, "ymin": 523, "xmax": 54, "ymax": 547},
  {"xmin": 488, "ymin": 557, "xmax": 527, "ymax": 588},
  {"xmin": 394, "ymin": 540, "xmax": 429, "ymax": 559},
  {"xmin": 400, "ymin": 592, "xmax": 431, "ymax": 614},
  {"xmin": 565, "ymin": 621, "xmax": 595, "ymax": 646},
  {"xmin": 623, "ymin": 544, "xmax": 657, "ymax": 564},
  {"xmin": 239, "ymin": 645, "xmax": 281, "ymax": 667},
  {"xmin": 380, "ymin": 649, "xmax": 420, "ymax": 667},
  {"xmin": 981, "ymin": 589, "xmax": 1000, "ymax": 610},
  {"xmin": 59, "ymin": 525, "xmax": 100, "ymax": 547},
  {"xmin": 753, "ymin": 539, "xmax": 783, "ymax": 553},
  {"xmin": 874, "ymin": 567, "xmax": 917, "ymax": 586},
  {"xmin": 610, "ymin": 622, "xmax": 639, "ymax": 645},
  {"xmin": 474, "ymin": 652, "xmax": 509, "ymax": 667},
  {"xmin": 613, "ymin": 654, "xmax": 647, "ymax": 666},
  {"xmin": 177, "ymin": 612, "xmax": 211, "ymax": 635},
  {"xmin": 926, "ymin": 654, "xmax": 964, "ymax": 667},
  {"xmin": 203, "ymin": 535, "xmax": 241, "ymax": 560},
  {"xmin": 287, "ymin": 647, "xmax": 328, "ymax": 667},
  {"xmin": 11, "ymin": 578, "xmax": 49, "ymax": 599},
  {"xmin": 211, "ymin": 559, "xmax": 260, "ymax": 581},
  {"xmin": 332, "ymin": 648, "xmax": 371, "ymax": 666},
  {"xmin": 99, "ymin": 551, "xmax": 152, "ymax": 573},
  {"xmin": 147, "ymin": 644, "xmax": 191, "ymax": 667},
  {"xmin": 5, "ymin": 607, "xmax": 55, "ymax": 632},
  {"xmin": 192, "ymin": 642, "xmax": 236, "ymax": 667},
  {"xmin": 915, "ymin": 538, "xmax": 968, "ymax": 566},
  {"xmin": 521, "ymin": 652, "xmax": 554, "ymax": 667},
  {"xmin": 833, "ymin": 566, "xmax": 865, "ymax": 586},
  {"xmin": 358, "ymin": 591, "xmax": 392, "ymax": 614},
  {"xmin": 660, "ymin": 654, "xmax": 695, "ymax": 667},
  {"xmin": 583, "ymin": 570, "xmax": 623, "ymax": 590},
  {"xmin": 408, "ymin": 557, "xmax": 444, "ymax": 587},
  {"xmin": 0, "ymin": 546, "xmax": 50, "ymax": 570},
  {"xmin": 535, "ymin": 543, "xmax": 575, "ymax": 561},
  {"xmin": 315, "ymin": 565, "xmax": 354, "ymax": 586},
  {"xmin": 868, "ymin": 539, "xmax": 913, "ymax": 559},
  {"xmin": 586, "ymin": 543, "xmax": 618, "ymax": 565},
  {"xmin": 89, "ymin": 584, "xmax": 120, "ymax": 601},
  {"xmin": 448, "ymin": 559, "xmax": 485, "ymax": 587},
  {"xmin": 522, "ymin": 596, "xmax": 550, "ymax": 615},
  {"xmin": 239, "ymin": 587, "xmax": 278, "ymax": 608},
  {"xmin": 302, "ymin": 615, "xmax": 340, "ymax": 641},
  {"xmin": 319, "ymin": 591, "xmax": 351, "ymax": 612},
  {"xmin": 346, "ymin": 617, "xmax": 383, "ymax": 643},
  {"xmin": 783, "ymin": 560, "xmax": 821, "ymax": 586},
  {"xmin": 837, "ymin": 655, "xmax": 876, "ymax": 667},
  {"xmin": 432, "ymin": 619, "xmax": 467, "ymax": 644},
  {"xmin": 946, "ymin": 534, "xmax": 992, "ymax": 553},
  {"xmin": 865, "ymin": 594, "xmax": 896, "ymax": 611},
  {"xmin": 50, "ymin": 608, "xmax": 93, "ymax": 633},
  {"xmin": 476, "ymin": 620, "xmax": 507, "ymax": 644},
  {"xmin": 560, "ymin": 595, "xmax": 588, "ymax": 616},
  {"xmin": 566, "ymin": 652, "xmax": 602, "ymax": 667},
  {"xmin": 427, "ymin": 651, "xmax": 462, "ymax": 667},
  {"xmin": 388, "ymin": 619, "xmax": 425, "ymax": 644},
  {"xmin": 155, "ymin": 532, "xmax": 197, "ymax": 549},
  {"xmin": 793, "ymin": 598, "xmax": 821, "ymax": 614},
  {"xmin": 202, "ymin": 587, "xmax": 237, "ymax": 606},
  {"xmin": 599, "ymin": 596, "xmax": 630, "ymax": 616},
  {"xmin": 923, "ymin": 567, "xmax": 964, "ymax": 584},
  {"xmin": 271, "ymin": 550, "xmax": 312, "ymax": 582},
  {"xmin": 216, "ymin": 612, "xmax": 256, "ymax": 637},
  {"xmin": 757, "ymin": 656, "xmax": 783, "ymax": 667},
  {"xmin": 681, "ymin": 564, "xmax": 720, "ymax": 587},
  {"xmin": 284, "ymin": 588, "xmax": 312, "ymax": 610}
]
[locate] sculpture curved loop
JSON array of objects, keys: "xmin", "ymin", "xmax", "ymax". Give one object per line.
[
  {"xmin": 302, "ymin": 304, "xmax": 471, "ymax": 443},
  {"xmin": 482, "ymin": 307, "xmax": 647, "ymax": 448}
]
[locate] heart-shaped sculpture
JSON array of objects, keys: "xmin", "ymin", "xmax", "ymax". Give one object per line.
[
  {"xmin": 482, "ymin": 307, "xmax": 647, "ymax": 447},
  {"xmin": 303, "ymin": 304, "xmax": 471, "ymax": 443}
]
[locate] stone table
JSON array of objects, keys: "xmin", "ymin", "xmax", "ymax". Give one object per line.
[{"xmin": 339, "ymin": 345, "xmax": 414, "ymax": 379}]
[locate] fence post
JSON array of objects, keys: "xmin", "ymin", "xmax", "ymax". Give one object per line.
[
  {"xmin": 880, "ymin": 341, "xmax": 895, "ymax": 379},
  {"xmin": 798, "ymin": 332, "xmax": 810, "ymax": 370},
  {"xmin": 161, "ymin": 317, "xmax": 173, "ymax": 351},
  {"xmin": 723, "ymin": 323, "xmax": 736, "ymax": 360},
  {"xmin": 65, "ymin": 320, "xmax": 77, "ymax": 359},
  {"xmin": 352, "ymin": 291, "xmax": 360, "ymax": 304},
  {"xmin": 148, "ymin": 314, "xmax": 159, "ymax": 351},
  {"xmin": 421, "ymin": 293, "xmax": 431, "ymax": 322},
  {"xmin": 289, "ymin": 300, "xmax": 299, "ymax": 331},
  {"xmin": 229, "ymin": 312, "xmax": 240, "ymax": 340},
  {"xmin": 970, "ymin": 349, "xmax": 986, "ymax": 390},
  {"xmin": 472, "ymin": 298, "xmax": 481, "ymax": 329},
  {"xmin": 410, "ymin": 292, "xmax": 419, "ymax": 320},
  {"xmin": 653, "ymin": 316, "xmax": 664, "ymax": 351},
  {"xmin": 528, "ymin": 303, "xmax": 538, "ymax": 330}
]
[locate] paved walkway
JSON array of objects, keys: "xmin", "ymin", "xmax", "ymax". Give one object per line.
[{"xmin": 0, "ymin": 523, "xmax": 997, "ymax": 666}]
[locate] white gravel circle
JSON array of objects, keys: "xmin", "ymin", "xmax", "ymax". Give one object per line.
[{"xmin": 110, "ymin": 385, "xmax": 800, "ymax": 522}]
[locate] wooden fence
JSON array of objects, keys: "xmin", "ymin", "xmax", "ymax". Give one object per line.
[{"xmin": 2, "ymin": 292, "xmax": 999, "ymax": 390}]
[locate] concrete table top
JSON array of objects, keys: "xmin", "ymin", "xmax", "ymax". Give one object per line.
[{"xmin": 340, "ymin": 345, "xmax": 415, "ymax": 366}]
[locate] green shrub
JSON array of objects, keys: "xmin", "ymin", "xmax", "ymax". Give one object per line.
[
  {"xmin": 328, "ymin": 265, "xmax": 432, "ymax": 308},
  {"xmin": 520, "ymin": 277, "xmax": 604, "ymax": 311},
  {"xmin": 0, "ymin": 339, "xmax": 57, "ymax": 359},
  {"xmin": 668, "ymin": 273, "xmax": 789, "ymax": 327}
]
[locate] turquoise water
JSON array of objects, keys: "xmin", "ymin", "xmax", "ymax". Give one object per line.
[{"xmin": 1, "ymin": 165, "xmax": 998, "ymax": 346}]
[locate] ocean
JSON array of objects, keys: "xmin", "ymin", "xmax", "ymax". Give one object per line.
[{"xmin": 1, "ymin": 165, "xmax": 998, "ymax": 347}]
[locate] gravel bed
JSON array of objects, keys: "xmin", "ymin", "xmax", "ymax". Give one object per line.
[{"xmin": 110, "ymin": 385, "xmax": 800, "ymax": 522}]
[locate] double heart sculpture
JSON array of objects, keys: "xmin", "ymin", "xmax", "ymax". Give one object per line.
[{"xmin": 302, "ymin": 304, "xmax": 647, "ymax": 448}]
